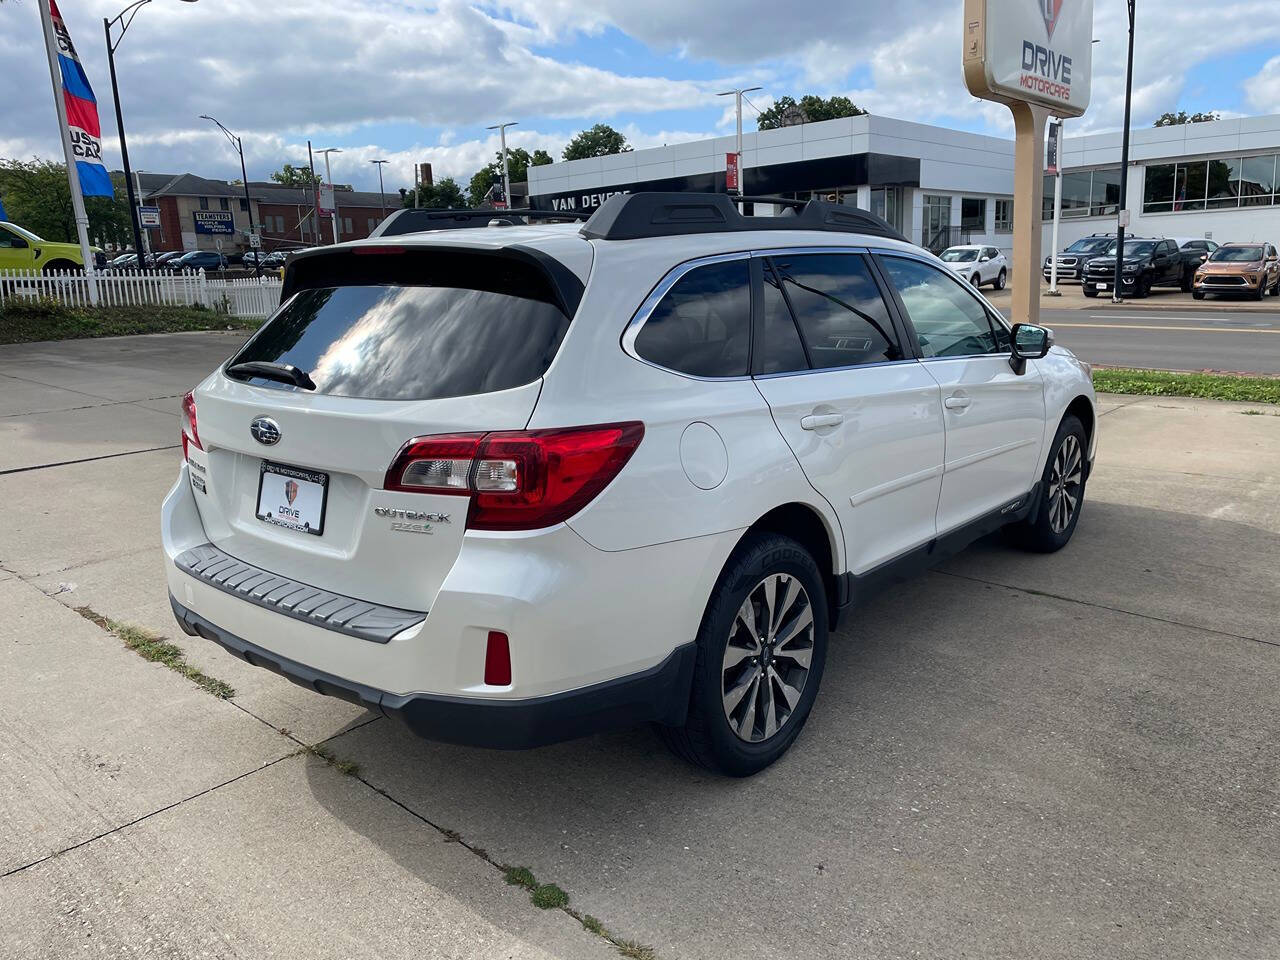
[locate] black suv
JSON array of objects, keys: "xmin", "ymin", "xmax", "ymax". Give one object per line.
[
  {"xmin": 1083, "ymin": 237, "xmax": 1197, "ymax": 298},
  {"xmin": 1043, "ymin": 234, "xmax": 1113, "ymax": 282}
]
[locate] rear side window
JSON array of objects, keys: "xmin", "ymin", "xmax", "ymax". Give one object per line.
[
  {"xmin": 634, "ymin": 259, "xmax": 750, "ymax": 378},
  {"xmin": 228, "ymin": 257, "xmax": 571, "ymax": 401},
  {"xmin": 768, "ymin": 253, "xmax": 902, "ymax": 369}
]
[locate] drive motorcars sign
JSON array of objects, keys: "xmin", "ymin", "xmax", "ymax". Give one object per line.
[{"xmin": 963, "ymin": 0, "xmax": 1093, "ymax": 117}]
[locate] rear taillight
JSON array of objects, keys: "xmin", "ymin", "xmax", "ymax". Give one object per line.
[
  {"xmin": 181, "ymin": 391, "xmax": 202, "ymax": 460},
  {"xmin": 384, "ymin": 422, "xmax": 644, "ymax": 531}
]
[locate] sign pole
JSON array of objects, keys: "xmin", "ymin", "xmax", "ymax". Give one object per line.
[
  {"xmin": 1046, "ymin": 119, "xmax": 1063, "ymax": 296},
  {"xmin": 38, "ymin": 0, "xmax": 98, "ymax": 303},
  {"xmin": 1008, "ymin": 102, "xmax": 1050, "ymax": 327}
]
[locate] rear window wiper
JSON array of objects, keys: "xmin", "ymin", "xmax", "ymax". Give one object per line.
[{"xmin": 226, "ymin": 361, "xmax": 317, "ymax": 391}]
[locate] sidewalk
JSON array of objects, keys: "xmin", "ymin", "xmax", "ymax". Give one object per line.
[{"xmin": 985, "ymin": 283, "xmax": 1280, "ymax": 311}]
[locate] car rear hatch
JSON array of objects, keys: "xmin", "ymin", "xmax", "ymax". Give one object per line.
[{"xmin": 181, "ymin": 242, "xmax": 587, "ymax": 614}]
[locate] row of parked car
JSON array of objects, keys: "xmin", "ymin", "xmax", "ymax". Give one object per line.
[
  {"xmin": 101, "ymin": 249, "xmax": 293, "ymax": 273},
  {"xmin": 1042, "ymin": 233, "xmax": 1280, "ymax": 299}
]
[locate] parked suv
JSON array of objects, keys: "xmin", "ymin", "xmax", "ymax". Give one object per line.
[
  {"xmin": 1193, "ymin": 242, "xmax": 1280, "ymax": 300},
  {"xmin": 163, "ymin": 193, "xmax": 1097, "ymax": 776},
  {"xmin": 1083, "ymin": 237, "xmax": 1198, "ymax": 297},
  {"xmin": 939, "ymin": 244, "xmax": 1008, "ymax": 290},
  {"xmin": 1042, "ymin": 234, "xmax": 1114, "ymax": 283}
]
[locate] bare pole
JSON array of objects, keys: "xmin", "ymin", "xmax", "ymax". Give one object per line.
[{"xmin": 369, "ymin": 159, "xmax": 388, "ymax": 219}]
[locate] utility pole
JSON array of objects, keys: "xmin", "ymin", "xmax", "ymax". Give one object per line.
[
  {"xmin": 487, "ymin": 121, "xmax": 517, "ymax": 209},
  {"xmin": 1047, "ymin": 118, "xmax": 1063, "ymax": 296},
  {"xmin": 200, "ymin": 114, "xmax": 260, "ymax": 275},
  {"xmin": 134, "ymin": 167, "xmax": 152, "ymax": 264},
  {"xmin": 1112, "ymin": 0, "xmax": 1136, "ymax": 304},
  {"xmin": 319, "ymin": 148, "xmax": 342, "ymax": 243},
  {"xmin": 716, "ymin": 87, "xmax": 762, "ymax": 194},
  {"xmin": 306, "ymin": 140, "xmax": 318, "ymax": 244},
  {"xmin": 369, "ymin": 159, "xmax": 388, "ymax": 220}
]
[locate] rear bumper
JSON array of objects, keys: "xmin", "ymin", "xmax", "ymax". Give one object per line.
[{"xmin": 171, "ymin": 593, "xmax": 696, "ymax": 749}]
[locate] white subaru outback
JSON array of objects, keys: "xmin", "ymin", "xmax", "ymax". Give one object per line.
[{"xmin": 163, "ymin": 193, "xmax": 1096, "ymax": 777}]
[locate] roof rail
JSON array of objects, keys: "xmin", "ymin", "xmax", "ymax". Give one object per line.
[
  {"xmin": 371, "ymin": 206, "xmax": 590, "ymax": 238},
  {"xmin": 579, "ymin": 192, "xmax": 908, "ymax": 243}
]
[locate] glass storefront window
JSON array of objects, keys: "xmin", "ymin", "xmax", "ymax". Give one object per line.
[
  {"xmin": 960, "ymin": 197, "xmax": 986, "ymax": 229},
  {"xmin": 1060, "ymin": 171, "xmax": 1092, "ymax": 217},
  {"xmin": 1144, "ymin": 163, "xmax": 1175, "ymax": 212},
  {"xmin": 1174, "ymin": 161, "xmax": 1207, "ymax": 210},
  {"xmin": 1206, "ymin": 158, "xmax": 1240, "ymax": 209},
  {"xmin": 995, "ymin": 199, "xmax": 1012, "ymax": 232},
  {"xmin": 1240, "ymin": 155, "xmax": 1276, "ymax": 206},
  {"xmin": 1090, "ymin": 168, "xmax": 1121, "ymax": 216}
]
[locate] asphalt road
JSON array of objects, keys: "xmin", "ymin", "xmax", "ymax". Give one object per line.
[
  {"xmin": 1000, "ymin": 305, "xmax": 1280, "ymax": 374},
  {"xmin": 3, "ymin": 332, "xmax": 1280, "ymax": 960}
]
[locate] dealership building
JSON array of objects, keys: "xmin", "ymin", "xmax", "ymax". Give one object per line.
[{"xmin": 527, "ymin": 112, "xmax": 1280, "ymax": 261}]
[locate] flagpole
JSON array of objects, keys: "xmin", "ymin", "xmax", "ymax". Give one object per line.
[{"xmin": 38, "ymin": 0, "xmax": 99, "ymax": 304}]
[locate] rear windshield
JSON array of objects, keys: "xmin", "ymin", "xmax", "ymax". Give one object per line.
[{"xmin": 228, "ymin": 258, "xmax": 571, "ymax": 401}]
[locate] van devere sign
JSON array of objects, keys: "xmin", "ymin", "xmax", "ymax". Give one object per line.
[
  {"xmin": 192, "ymin": 210, "xmax": 234, "ymax": 235},
  {"xmin": 963, "ymin": 0, "xmax": 1093, "ymax": 117},
  {"xmin": 549, "ymin": 189, "xmax": 629, "ymax": 213}
]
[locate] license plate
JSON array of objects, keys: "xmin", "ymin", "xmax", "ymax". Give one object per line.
[
  {"xmin": 256, "ymin": 461, "xmax": 328, "ymax": 536},
  {"xmin": 1095, "ymin": 282, "xmax": 1108, "ymax": 290}
]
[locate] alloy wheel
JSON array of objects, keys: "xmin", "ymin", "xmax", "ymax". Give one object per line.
[
  {"xmin": 721, "ymin": 574, "xmax": 815, "ymax": 743},
  {"xmin": 1046, "ymin": 433, "xmax": 1083, "ymax": 534}
]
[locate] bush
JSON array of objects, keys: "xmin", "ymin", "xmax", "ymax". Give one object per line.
[{"xmin": 0, "ymin": 299, "xmax": 259, "ymax": 344}]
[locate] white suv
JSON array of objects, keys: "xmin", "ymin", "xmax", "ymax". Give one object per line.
[
  {"xmin": 163, "ymin": 193, "xmax": 1096, "ymax": 776},
  {"xmin": 938, "ymin": 244, "xmax": 1008, "ymax": 290}
]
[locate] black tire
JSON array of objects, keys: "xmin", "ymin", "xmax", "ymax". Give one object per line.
[
  {"xmin": 42, "ymin": 259, "xmax": 82, "ymax": 274},
  {"xmin": 1192, "ymin": 289, "xmax": 1205, "ymax": 300},
  {"xmin": 1180, "ymin": 269, "xmax": 1193, "ymax": 292},
  {"xmin": 659, "ymin": 532, "xmax": 828, "ymax": 777},
  {"xmin": 970, "ymin": 274, "xmax": 981, "ymax": 288},
  {"xmin": 1082, "ymin": 286, "xmax": 1098, "ymax": 298},
  {"xmin": 1006, "ymin": 414, "xmax": 1088, "ymax": 553},
  {"xmin": 1135, "ymin": 274, "xmax": 1151, "ymax": 298},
  {"xmin": 996, "ymin": 268, "xmax": 1007, "ymax": 290},
  {"xmin": 1253, "ymin": 281, "xmax": 1266, "ymax": 301},
  {"xmin": 1270, "ymin": 276, "xmax": 1279, "ymax": 297}
]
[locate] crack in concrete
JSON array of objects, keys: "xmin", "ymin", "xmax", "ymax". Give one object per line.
[
  {"xmin": 933, "ymin": 569, "xmax": 1278, "ymax": 649},
  {"xmin": 0, "ymin": 393, "xmax": 184, "ymax": 421},
  {"xmin": 0, "ymin": 444, "xmax": 180, "ymax": 476}
]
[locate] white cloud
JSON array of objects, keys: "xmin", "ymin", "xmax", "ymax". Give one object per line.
[{"xmin": 1246, "ymin": 56, "xmax": 1280, "ymax": 114}]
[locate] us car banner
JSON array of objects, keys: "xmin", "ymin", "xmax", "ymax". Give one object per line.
[{"xmin": 49, "ymin": 0, "xmax": 114, "ymax": 197}]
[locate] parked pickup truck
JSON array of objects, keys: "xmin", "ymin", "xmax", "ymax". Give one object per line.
[{"xmin": 1082, "ymin": 237, "xmax": 1200, "ymax": 298}]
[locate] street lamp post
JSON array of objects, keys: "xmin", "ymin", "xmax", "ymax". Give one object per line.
[
  {"xmin": 716, "ymin": 87, "xmax": 763, "ymax": 195},
  {"xmin": 105, "ymin": 0, "xmax": 198, "ymax": 269},
  {"xmin": 369, "ymin": 159, "xmax": 389, "ymax": 220},
  {"xmin": 199, "ymin": 114, "xmax": 259, "ymax": 275},
  {"xmin": 486, "ymin": 122, "xmax": 517, "ymax": 209},
  {"xmin": 319, "ymin": 148, "xmax": 342, "ymax": 243},
  {"xmin": 1112, "ymin": 0, "xmax": 1136, "ymax": 304}
]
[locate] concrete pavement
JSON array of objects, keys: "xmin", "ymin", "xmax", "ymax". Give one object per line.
[{"xmin": 1, "ymin": 332, "xmax": 1278, "ymax": 959}]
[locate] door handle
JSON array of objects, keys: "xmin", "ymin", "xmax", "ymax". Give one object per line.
[
  {"xmin": 800, "ymin": 413, "xmax": 843, "ymax": 430},
  {"xmin": 944, "ymin": 395, "xmax": 972, "ymax": 410}
]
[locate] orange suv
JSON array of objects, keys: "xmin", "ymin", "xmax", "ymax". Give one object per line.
[{"xmin": 1193, "ymin": 242, "xmax": 1280, "ymax": 300}]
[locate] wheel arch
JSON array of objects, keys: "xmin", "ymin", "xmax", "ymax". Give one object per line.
[
  {"xmin": 1065, "ymin": 394, "xmax": 1095, "ymax": 453},
  {"xmin": 737, "ymin": 502, "xmax": 843, "ymax": 629}
]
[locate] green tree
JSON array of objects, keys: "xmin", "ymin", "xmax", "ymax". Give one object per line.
[
  {"xmin": 756, "ymin": 95, "xmax": 866, "ymax": 130},
  {"xmin": 404, "ymin": 176, "xmax": 468, "ymax": 209},
  {"xmin": 0, "ymin": 157, "xmax": 132, "ymax": 247},
  {"xmin": 1153, "ymin": 111, "xmax": 1220, "ymax": 127},
  {"xmin": 467, "ymin": 147, "xmax": 553, "ymax": 206},
  {"xmin": 269, "ymin": 164, "xmax": 320, "ymax": 188},
  {"xmin": 562, "ymin": 124, "xmax": 631, "ymax": 161}
]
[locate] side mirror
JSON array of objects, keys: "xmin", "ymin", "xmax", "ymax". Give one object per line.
[
  {"xmin": 1200, "ymin": 254, "xmax": 1209, "ymax": 262},
  {"xmin": 980, "ymin": 255, "xmax": 990, "ymax": 262},
  {"xmin": 1009, "ymin": 322, "xmax": 1052, "ymax": 375}
]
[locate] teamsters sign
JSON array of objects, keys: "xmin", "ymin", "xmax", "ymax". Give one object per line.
[{"xmin": 963, "ymin": 0, "xmax": 1093, "ymax": 117}]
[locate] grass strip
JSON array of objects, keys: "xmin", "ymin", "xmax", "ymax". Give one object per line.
[
  {"xmin": 1093, "ymin": 367, "xmax": 1280, "ymax": 404},
  {"xmin": 74, "ymin": 607, "xmax": 236, "ymax": 699},
  {"xmin": 1, "ymin": 300, "xmax": 260, "ymax": 344}
]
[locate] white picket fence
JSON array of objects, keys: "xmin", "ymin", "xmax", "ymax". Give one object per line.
[{"xmin": 0, "ymin": 269, "xmax": 283, "ymax": 319}]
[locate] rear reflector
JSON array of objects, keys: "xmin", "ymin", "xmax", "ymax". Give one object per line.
[
  {"xmin": 484, "ymin": 631, "xmax": 512, "ymax": 686},
  {"xmin": 181, "ymin": 390, "xmax": 202, "ymax": 460},
  {"xmin": 385, "ymin": 422, "xmax": 644, "ymax": 531}
]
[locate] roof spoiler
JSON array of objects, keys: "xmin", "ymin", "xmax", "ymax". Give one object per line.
[{"xmin": 578, "ymin": 192, "xmax": 908, "ymax": 243}]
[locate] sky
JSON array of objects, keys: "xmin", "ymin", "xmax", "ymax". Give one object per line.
[{"xmin": 3, "ymin": 0, "xmax": 1280, "ymax": 195}]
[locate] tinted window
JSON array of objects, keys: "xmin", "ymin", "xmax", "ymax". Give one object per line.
[
  {"xmin": 635, "ymin": 259, "xmax": 750, "ymax": 378},
  {"xmin": 769, "ymin": 253, "xmax": 900, "ymax": 369},
  {"xmin": 757, "ymin": 262, "xmax": 809, "ymax": 375},
  {"xmin": 229, "ymin": 276, "xmax": 571, "ymax": 401},
  {"xmin": 881, "ymin": 256, "xmax": 1004, "ymax": 358}
]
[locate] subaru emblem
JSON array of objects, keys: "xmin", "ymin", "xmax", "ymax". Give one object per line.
[{"xmin": 250, "ymin": 416, "xmax": 281, "ymax": 446}]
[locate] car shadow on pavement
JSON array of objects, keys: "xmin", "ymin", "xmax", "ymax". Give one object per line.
[{"xmin": 301, "ymin": 499, "xmax": 1280, "ymax": 960}]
